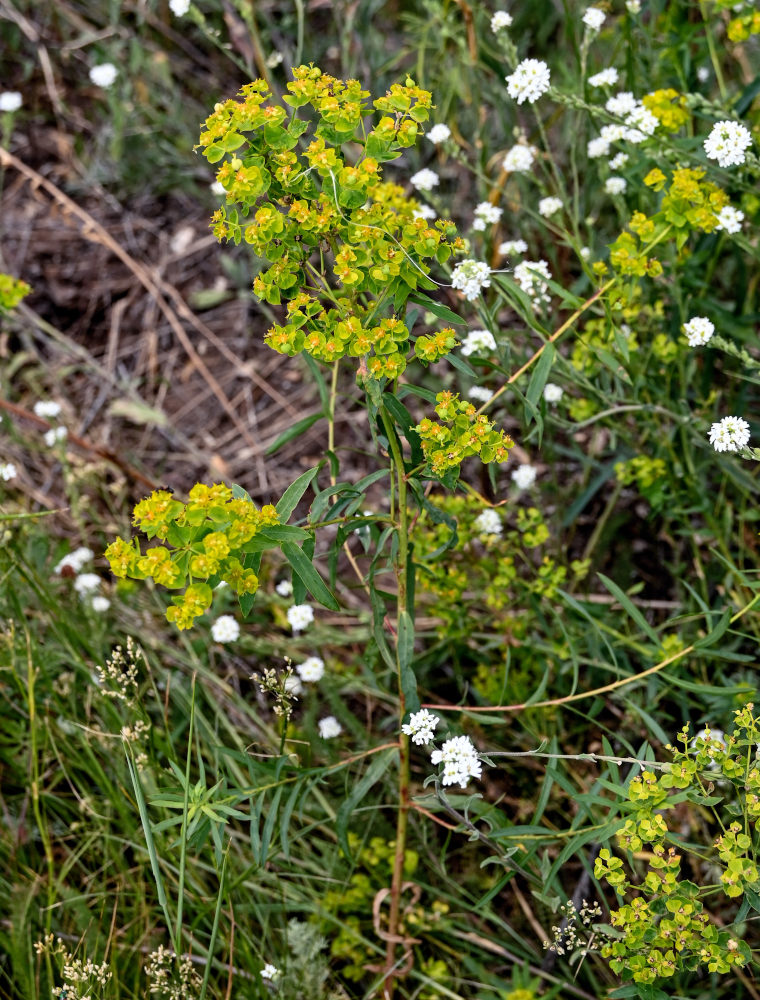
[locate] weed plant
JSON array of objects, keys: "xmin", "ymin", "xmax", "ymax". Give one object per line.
[{"xmin": 2, "ymin": 3, "xmax": 760, "ymax": 1000}]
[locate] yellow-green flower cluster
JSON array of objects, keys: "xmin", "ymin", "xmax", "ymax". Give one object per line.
[
  {"xmin": 199, "ymin": 65, "xmax": 464, "ymax": 376},
  {"xmin": 641, "ymin": 89, "xmax": 690, "ymax": 132},
  {"xmin": 415, "ymin": 391, "xmax": 513, "ymax": 477},
  {"xmin": 105, "ymin": 484, "xmax": 278, "ymax": 630},
  {"xmin": 0, "ymin": 272, "xmax": 31, "ymax": 312}
]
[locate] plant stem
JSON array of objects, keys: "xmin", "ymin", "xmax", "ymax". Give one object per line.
[
  {"xmin": 328, "ymin": 360, "xmax": 340, "ymax": 487},
  {"xmin": 379, "ymin": 405, "xmax": 412, "ymax": 997}
]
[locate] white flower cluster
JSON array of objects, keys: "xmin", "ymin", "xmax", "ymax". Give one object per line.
[
  {"xmin": 318, "ymin": 715, "xmax": 342, "ymax": 739},
  {"xmin": 609, "ymin": 151, "xmax": 629, "ymax": 170},
  {"xmin": 582, "ymin": 7, "xmax": 605, "ymax": 31},
  {"xmin": 512, "ymin": 464, "xmax": 538, "ymax": 490},
  {"xmin": 460, "ymin": 328, "xmax": 497, "ymax": 356},
  {"xmin": 426, "ymin": 123, "xmax": 451, "ymax": 144},
  {"xmin": 89, "ymin": 63, "xmax": 118, "ymax": 88},
  {"xmin": 503, "ymin": 144, "xmax": 537, "ymax": 173},
  {"xmin": 538, "ymin": 196, "xmax": 562, "ymax": 218},
  {"xmin": 587, "ymin": 123, "xmax": 626, "ymax": 158},
  {"xmin": 401, "ymin": 708, "xmax": 441, "ymax": 745},
  {"xmin": 709, "ymin": 416, "xmax": 750, "ymax": 453},
  {"xmin": 169, "ymin": 0, "xmax": 191, "ymax": 14},
  {"xmin": 498, "ymin": 238, "xmax": 528, "ymax": 256},
  {"xmin": 472, "ymin": 200, "xmax": 503, "ymax": 230},
  {"xmin": 211, "ymin": 614, "xmax": 240, "ymax": 643},
  {"xmin": 54, "ymin": 546, "xmax": 94, "ymax": 575},
  {"xmin": 0, "ymin": 462, "xmax": 17, "ymax": 481},
  {"xmin": 468, "ymin": 385, "xmax": 494, "ymax": 403},
  {"xmin": 683, "ymin": 316, "xmax": 714, "ymax": 347},
  {"xmin": 431, "ymin": 735, "xmax": 482, "ymax": 788},
  {"xmin": 543, "ymin": 382, "xmax": 563, "ymax": 404},
  {"xmin": 604, "ymin": 176, "xmax": 627, "ymax": 195},
  {"xmin": 703, "ymin": 120, "xmax": 753, "ymax": 168},
  {"xmin": 287, "ymin": 603, "xmax": 314, "ymax": 632},
  {"xmin": 715, "ymin": 205, "xmax": 744, "ymax": 234},
  {"xmin": 491, "ymin": 10, "xmax": 513, "ymax": 31},
  {"xmin": 296, "ymin": 656, "xmax": 325, "ymax": 682},
  {"xmin": 410, "ymin": 167, "xmax": 439, "ymax": 192},
  {"xmin": 588, "ymin": 68, "xmax": 618, "ymax": 88},
  {"xmin": 261, "ymin": 964, "xmax": 280, "ymax": 981},
  {"xmin": 506, "ymin": 59, "xmax": 551, "ymax": 104},
  {"xmin": 451, "ymin": 259, "xmax": 491, "ymax": 301},
  {"xmin": 514, "ymin": 259, "xmax": 552, "ymax": 308},
  {"xmin": 0, "ymin": 91, "xmax": 22, "ymax": 112},
  {"xmin": 587, "ymin": 92, "xmax": 659, "ymax": 156},
  {"xmin": 275, "ymin": 579, "xmax": 293, "ymax": 597},
  {"xmin": 34, "ymin": 400, "xmax": 61, "ymax": 419},
  {"xmin": 74, "ymin": 573, "xmax": 101, "ymax": 595},
  {"xmin": 474, "ymin": 508, "xmax": 502, "ymax": 536}
]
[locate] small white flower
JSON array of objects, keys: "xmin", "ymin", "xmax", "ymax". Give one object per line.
[
  {"xmin": 683, "ymin": 316, "xmax": 714, "ymax": 347},
  {"xmin": 697, "ymin": 66, "xmax": 710, "ymax": 83},
  {"xmin": 296, "ymin": 656, "xmax": 325, "ymax": 683},
  {"xmin": 426, "ymin": 123, "xmax": 451, "ymax": 144},
  {"xmin": 626, "ymin": 0, "xmax": 641, "ymax": 12},
  {"xmin": 472, "ymin": 200, "xmax": 502, "ymax": 231},
  {"xmin": 703, "ymin": 120, "xmax": 753, "ymax": 168},
  {"xmin": 430, "ymin": 734, "xmax": 482, "ymax": 788},
  {"xmin": 451, "ymin": 259, "xmax": 491, "ymax": 301},
  {"xmin": 91, "ymin": 595, "xmax": 111, "ymax": 613},
  {"xmin": 287, "ymin": 603, "xmax": 314, "ymax": 632},
  {"xmin": 0, "ymin": 462, "xmax": 17, "ymax": 481},
  {"xmin": 410, "ymin": 168, "xmax": 440, "ymax": 192},
  {"xmin": 168, "ymin": 0, "xmax": 191, "ymax": 14},
  {"xmin": 0, "ymin": 91, "xmax": 22, "ymax": 112},
  {"xmin": 261, "ymin": 964, "xmax": 280, "ymax": 981},
  {"xmin": 266, "ymin": 51, "xmax": 284, "ymax": 68},
  {"xmin": 502, "ymin": 144, "xmax": 537, "ymax": 173},
  {"xmin": 709, "ymin": 415, "xmax": 750, "ymax": 453},
  {"xmin": 604, "ymin": 176, "xmax": 627, "ymax": 195},
  {"xmin": 606, "ymin": 91, "xmax": 638, "ymax": 117},
  {"xmin": 543, "ymin": 382, "xmax": 563, "ymax": 404},
  {"xmin": 624, "ymin": 105, "xmax": 658, "ymax": 136},
  {"xmin": 54, "ymin": 546, "xmax": 94, "ymax": 575},
  {"xmin": 284, "ymin": 675, "xmax": 303, "ymax": 696},
  {"xmin": 498, "ymin": 238, "xmax": 528, "ymax": 256},
  {"xmin": 74, "ymin": 572, "xmax": 102, "ymax": 595},
  {"xmin": 609, "ymin": 151, "xmax": 629, "ymax": 170},
  {"xmin": 491, "ymin": 10, "xmax": 513, "ymax": 31},
  {"xmin": 34, "ymin": 400, "xmax": 62, "ymax": 419},
  {"xmin": 89, "ymin": 63, "xmax": 118, "ymax": 89},
  {"xmin": 211, "ymin": 614, "xmax": 240, "ymax": 643},
  {"xmin": 468, "ymin": 386, "xmax": 494, "ymax": 403},
  {"xmin": 461, "ymin": 329, "xmax": 497, "ymax": 357},
  {"xmin": 412, "ymin": 203, "xmax": 436, "ymax": 221},
  {"xmin": 587, "ymin": 136, "xmax": 611, "ymax": 158},
  {"xmin": 580, "ymin": 246, "xmax": 591, "ymax": 259},
  {"xmin": 474, "ymin": 509, "xmax": 502, "ymax": 536},
  {"xmin": 715, "ymin": 205, "xmax": 744, "ymax": 234},
  {"xmin": 588, "ymin": 68, "xmax": 618, "ymax": 88},
  {"xmin": 512, "ymin": 464, "xmax": 538, "ymax": 490},
  {"xmin": 538, "ymin": 196, "xmax": 562, "ymax": 217},
  {"xmin": 210, "ymin": 180, "xmax": 226, "ymax": 196},
  {"xmin": 514, "ymin": 259, "xmax": 552, "ymax": 306},
  {"xmin": 506, "ymin": 59, "xmax": 551, "ymax": 105},
  {"xmin": 401, "ymin": 708, "xmax": 441, "ymax": 745},
  {"xmin": 275, "ymin": 579, "xmax": 293, "ymax": 597},
  {"xmin": 318, "ymin": 715, "xmax": 342, "ymax": 739},
  {"xmin": 44, "ymin": 426, "xmax": 67, "ymax": 447},
  {"xmin": 582, "ymin": 7, "xmax": 606, "ymax": 31}
]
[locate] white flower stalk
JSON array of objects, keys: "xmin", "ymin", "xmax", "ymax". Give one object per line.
[
  {"xmin": 498, "ymin": 238, "xmax": 528, "ymax": 256},
  {"xmin": 538, "ymin": 196, "xmax": 562, "ymax": 217},
  {"xmin": 451, "ymin": 259, "xmax": 491, "ymax": 301},
  {"xmin": 318, "ymin": 716, "xmax": 342, "ymax": 739},
  {"xmin": 604, "ymin": 176, "xmax": 627, "ymax": 195},
  {"xmin": 89, "ymin": 63, "xmax": 118, "ymax": 88},
  {"xmin": 474, "ymin": 509, "xmax": 502, "ymax": 536},
  {"xmin": 472, "ymin": 201, "xmax": 502, "ymax": 231},
  {"xmin": 512, "ymin": 464, "xmax": 538, "ymax": 490},
  {"xmin": 502, "ymin": 144, "xmax": 537, "ymax": 173},
  {"xmin": 296, "ymin": 656, "xmax": 325, "ymax": 682},
  {"xmin": 715, "ymin": 205, "xmax": 744, "ymax": 234},
  {"xmin": 606, "ymin": 92, "xmax": 638, "ymax": 116},
  {"xmin": 287, "ymin": 603, "xmax": 314, "ymax": 632},
  {"xmin": 410, "ymin": 167, "xmax": 440, "ymax": 192},
  {"xmin": 460, "ymin": 329, "xmax": 497, "ymax": 357},
  {"xmin": 430, "ymin": 735, "xmax": 482, "ymax": 788},
  {"xmin": 506, "ymin": 59, "xmax": 551, "ymax": 104},
  {"xmin": 211, "ymin": 614, "xmax": 240, "ymax": 642},
  {"xmin": 401, "ymin": 708, "xmax": 441, "ymax": 745},
  {"xmin": 514, "ymin": 259, "xmax": 552, "ymax": 307},
  {"xmin": 169, "ymin": 0, "xmax": 191, "ymax": 13},
  {"xmin": 703, "ymin": 120, "xmax": 753, "ymax": 168},
  {"xmin": 491, "ymin": 11, "xmax": 513, "ymax": 31},
  {"xmin": 708, "ymin": 416, "xmax": 750, "ymax": 453},
  {"xmin": 683, "ymin": 316, "xmax": 714, "ymax": 347},
  {"xmin": 0, "ymin": 91, "xmax": 22, "ymax": 112},
  {"xmin": 582, "ymin": 7, "xmax": 605, "ymax": 31},
  {"xmin": 588, "ymin": 68, "xmax": 618, "ymax": 88},
  {"xmin": 426, "ymin": 123, "xmax": 451, "ymax": 144},
  {"xmin": 261, "ymin": 964, "xmax": 280, "ymax": 981},
  {"xmin": 543, "ymin": 383, "xmax": 563, "ymax": 404}
]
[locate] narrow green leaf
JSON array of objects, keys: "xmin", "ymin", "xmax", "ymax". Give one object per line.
[
  {"xmin": 397, "ymin": 610, "xmax": 420, "ymax": 713},
  {"xmin": 266, "ymin": 413, "xmax": 323, "ymax": 455},
  {"xmin": 276, "ymin": 467, "xmax": 321, "ymax": 522},
  {"xmin": 336, "ymin": 748, "xmax": 396, "ymax": 857},
  {"xmin": 408, "ymin": 292, "xmax": 466, "ymax": 326},
  {"xmin": 281, "ymin": 542, "xmax": 340, "ymax": 610},
  {"xmin": 526, "ymin": 344, "xmax": 555, "ymax": 408},
  {"xmin": 597, "ymin": 572, "xmax": 660, "ymax": 644}
]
